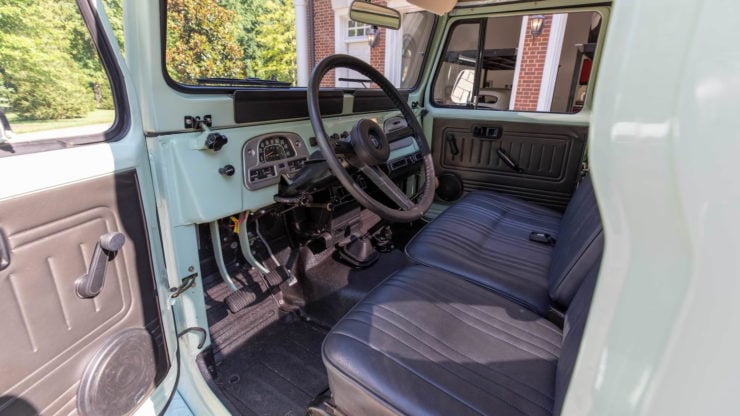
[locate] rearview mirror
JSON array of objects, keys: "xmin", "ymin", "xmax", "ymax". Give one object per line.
[{"xmin": 349, "ymin": 1, "xmax": 401, "ymax": 30}]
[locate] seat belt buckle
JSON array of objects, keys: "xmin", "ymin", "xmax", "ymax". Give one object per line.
[{"xmin": 530, "ymin": 232, "xmax": 556, "ymax": 246}]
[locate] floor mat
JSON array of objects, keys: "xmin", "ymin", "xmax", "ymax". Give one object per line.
[
  {"xmin": 302, "ymin": 249, "xmax": 411, "ymax": 326},
  {"xmin": 212, "ymin": 314, "xmax": 328, "ymax": 416},
  {"xmin": 202, "ymin": 267, "xmax": 329, "ymax": 416}
]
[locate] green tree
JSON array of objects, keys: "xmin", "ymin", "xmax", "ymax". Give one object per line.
[
  {"xmin": 221, "ymin": 0, "xmax": 267, "ymax": 77},
  {"xmin": 166, "ymin": 0, "xmax": 247, "ymax": 83},
  {"xmin": 252, "ymin": 0, "xmax": 297, "ymax": 84},
  {"xmin": 0, "ymin": 0, "xmax": 95, "ymax": 119}
]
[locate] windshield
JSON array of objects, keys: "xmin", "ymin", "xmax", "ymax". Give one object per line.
[{"xmin": 164, "ymin": 0, "xmax": 436, "ymax": 89}]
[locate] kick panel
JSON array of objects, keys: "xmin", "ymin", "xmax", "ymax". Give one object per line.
[
  {"xmin": 432, "ymin": 118, "xmax": 587, "ymax": 211},
  {"xmin": 0, "ymin": 171, "xmax": 168, "ymax": 416}
]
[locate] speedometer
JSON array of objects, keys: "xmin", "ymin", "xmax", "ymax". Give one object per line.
[{"xmin": 258, "ymin": 136, "xmax": 296, "ymax": 162}]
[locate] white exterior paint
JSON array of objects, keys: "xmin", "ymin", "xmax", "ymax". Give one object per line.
[
  {"xmin": 537, "ymin": 13, "xmax": 567, "ymax": 111},
  {"xmin": 566, "ymin": 1, "xmax": 740, "ymax": 414},
  {"xmin": 294, "ymin": 0, "xmax": 309, "ymax": 86}
]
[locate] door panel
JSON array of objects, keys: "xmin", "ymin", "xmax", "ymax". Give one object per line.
[
  {"xmin": 432, "ymin": 118, "xmax": 586, "ymax": 210},
  {"xmin": 0, "ymin": 171, "xmax": 169, "ymax": 415},
  {"xmin": 0, "ymin": 1, "xmax": 175, "ymax": 415}
]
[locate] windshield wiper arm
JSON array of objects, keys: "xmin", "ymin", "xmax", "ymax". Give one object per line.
[
  {"xmin": 196, "ymin": 77, "xmax": 292, "ymax": 87},
  {"xmin": 338, "ymin": 77, "xmax": 372, "ymax": 86}
]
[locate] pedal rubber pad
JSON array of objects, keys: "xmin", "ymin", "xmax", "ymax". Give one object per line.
[
  {"xmin": 265, "ymin": 270, "xmax": 283, "ymax": 287},
  {"xmin": 225, "ymin": 288, "xmax": 257, "ymax": 313}
]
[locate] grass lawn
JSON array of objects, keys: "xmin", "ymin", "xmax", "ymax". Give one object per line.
[{"xmin": 7, "ymin": 110, "xmax": 115, "ymax": 134}]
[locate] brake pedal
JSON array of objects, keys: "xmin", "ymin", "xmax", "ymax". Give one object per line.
[
  {"xmin": 264, "ymin": 267, "xmax": 291, "ymax": 287},
  {"xmin": 224, "ymin": 288, "xmax": 257, "ymax": 313}
]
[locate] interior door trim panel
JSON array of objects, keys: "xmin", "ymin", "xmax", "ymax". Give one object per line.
[
  {"xmin": 0, "ymin": 170, "xmax": 169, "ymax": 416},
  {"xmin": 432, "ymin": 118, "xmax": 587, "ymax": 211}
]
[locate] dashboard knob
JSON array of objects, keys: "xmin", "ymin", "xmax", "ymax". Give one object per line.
[
  {"xmin": 218, "ymin": 164, "xmax": 235, "ymax": 176},
  {"xmin": 205, "ymin": 133, "xmax": 228, "ymax": 151}
]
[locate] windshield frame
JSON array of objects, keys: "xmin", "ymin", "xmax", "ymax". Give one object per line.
[{"xmin": 158, "ymin": 0, "xmax": 438, "ymax": 95}]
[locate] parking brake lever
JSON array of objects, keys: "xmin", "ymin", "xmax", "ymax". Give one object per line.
[{"xmin": 75, "ymin": 232, "xmax": 125, "ymax": 298}]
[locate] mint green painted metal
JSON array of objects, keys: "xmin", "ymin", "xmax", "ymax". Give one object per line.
[
  {"xmin": 565, "ymin": 0, "xmax": 740, "ymax": 415},
  {"xmin": 450, "ymin": 0, "xmax": 611, "ymax": 16},
  {"xmin": 145, "ymin": 111, "xmax": 418, "ymax": 227}
]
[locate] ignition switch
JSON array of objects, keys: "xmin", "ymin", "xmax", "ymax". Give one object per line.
[{"xmin": 219, "ymin": 164, "xmax": 236, "ymax": 176}]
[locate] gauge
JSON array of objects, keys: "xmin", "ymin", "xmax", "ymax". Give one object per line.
[{"xmin": 258, "ymin": 136, "xmax": 296, "ymax": 163}]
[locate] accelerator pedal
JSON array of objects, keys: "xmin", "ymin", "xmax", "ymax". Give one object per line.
[{"xmin": 224, "ymin": 288, "xmax": 257, "ymax": 313}]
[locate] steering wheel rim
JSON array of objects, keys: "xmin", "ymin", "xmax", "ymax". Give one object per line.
[{"xmin": 307, "ymin": 54, "xmax": 436, "ymax": 222}]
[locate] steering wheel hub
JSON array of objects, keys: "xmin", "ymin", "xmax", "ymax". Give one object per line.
[{"xmin": 350, "ymin": 119, "xmax": 390, "ymax": 166}]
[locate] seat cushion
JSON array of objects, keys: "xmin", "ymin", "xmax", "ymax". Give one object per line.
[
  {"xmin": 406, "ymin": 191, "xmax": 562, "ymax": 313},
  {"xmin": 323, "ymin": 266, "xmax": 563, "ymax": 416}
]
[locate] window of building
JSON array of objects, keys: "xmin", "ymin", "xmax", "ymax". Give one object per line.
[
  {"xmin": 347, "ymin": 20, "xmax": 371, "ymax": 39},
  {"xmin": 0, "ymin": 0, "xmax": 117, "ymax": 144},
  {"xmin": 432, "ymin": 11, "xmax": 602, "ymax": 113}
]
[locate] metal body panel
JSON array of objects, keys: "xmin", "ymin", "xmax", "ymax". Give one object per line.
[{"xmin": 567, "ymin": 0, "xmax": 740, "ymax": 415}]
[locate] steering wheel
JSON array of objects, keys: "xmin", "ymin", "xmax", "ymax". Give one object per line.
[{"xmin": 307, "ymin": 55, "xmax": 436, "ymax": 222}]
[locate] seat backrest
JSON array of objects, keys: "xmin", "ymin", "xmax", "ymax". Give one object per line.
[
  {"xmin": 553, "ymin": 260, "xmax": 600, "ymax": 415},
  {"xmin": 547, "ymin": 175, "xmax": 604, "ymax": 308}
]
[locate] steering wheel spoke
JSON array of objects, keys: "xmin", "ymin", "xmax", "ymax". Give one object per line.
[{"xmin": 360, "ymin": 165, "xmax": 415, "ymax": 210}]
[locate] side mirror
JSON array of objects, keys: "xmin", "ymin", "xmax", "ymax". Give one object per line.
[{"xmin": 349, "ymin": 1, "xmax": 401, "ymax": 30}]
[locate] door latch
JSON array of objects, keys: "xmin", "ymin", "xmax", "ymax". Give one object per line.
[{"xmin": 170, "ymin": 273, "xmax": 198, "ymax": 299}]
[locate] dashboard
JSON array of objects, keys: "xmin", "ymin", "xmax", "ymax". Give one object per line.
[
  {"xmin": 148, "ymin": 110, "xmax": 424, "ymax": 227},
  {"xmin": 241, "ymin": 116, "xmax": 419, "ymax": 192}
]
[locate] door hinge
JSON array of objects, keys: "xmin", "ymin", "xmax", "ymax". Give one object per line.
[{"xmin": 170, "ymin": 272, "xmax": 198, "ymax": 299}]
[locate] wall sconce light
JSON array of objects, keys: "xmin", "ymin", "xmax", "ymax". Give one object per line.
[
  {"xmin": 529, "ymin": 15, "xmax": 545, "ymax": 38},
  {"xmin": 367, "ymin": 26, "xmax": 381, "ymax": 48}
]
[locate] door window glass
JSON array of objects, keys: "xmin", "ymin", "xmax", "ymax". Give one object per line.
[
  {"xmin": 0, "ymin": 0, "xmax": 117, "ymax": 143},
  {"xmin": 432, "ymin": 12, "xmax": 602, "ymax": 113}
]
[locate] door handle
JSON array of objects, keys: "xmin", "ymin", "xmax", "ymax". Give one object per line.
[
  {"xmin": 76, "ymin": 232, "xmax": 125, "ymax": 298},
  {"xmin": 0, "ymin": 229, "xmax": 10, "ymax": 271},
  {"xmin": 496, "ymin": 148, "xmax": 524, "ymax": 173},
  {"xmin": 472, "ymin": 125, "xmax": 503, "ymax": 139}
]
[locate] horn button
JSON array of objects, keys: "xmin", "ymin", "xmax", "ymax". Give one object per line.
[{"xmin": 349, "ymin": 119, "xmax": 390, "ymax": 166}]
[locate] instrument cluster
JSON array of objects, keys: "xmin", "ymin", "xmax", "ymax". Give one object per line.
[{"xmin": 242, "ymin": 133, "xmax": 309, "ymax": 190}]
